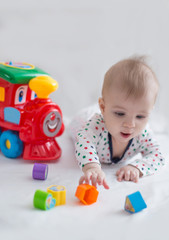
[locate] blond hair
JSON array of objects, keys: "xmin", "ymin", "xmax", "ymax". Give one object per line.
[{"xmin": 102, "ymin": 56, "xmax": 159, "ymax": 101}]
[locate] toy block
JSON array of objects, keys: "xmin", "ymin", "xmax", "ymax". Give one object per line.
[
  {"xmin": 125, "ymin": 191, "xmax": 147, "ymax": 213},
  {"xmin": 32, "ymin": 163, "xmax": 48, "ymax": 180},
  {"xmin": 33, "ymin": 190, "xmax": 56, "ymax": 210},
  {"xmin": 75, "ymin": 184, "xmax": 99, "ymax": 205},
  {"xmin": 47, "ymin": 185, "xmax": 66, "ymax": 206}
]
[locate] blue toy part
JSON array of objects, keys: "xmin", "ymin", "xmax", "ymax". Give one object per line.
[
  {"xmin": 46, "ymin": 194, "xmax": 56, "ymax": 210},
  {"xmin": 125, "ymin": 191, "xmax": 147, "ymax": 213},
  {"xmin": 0, "ymin": 130, "xmax": 23, "ymax": 158},
  {"xmin": 4, "ymin": 107, "xmax": 21, "ymax": 125},
  {"xmin": 4, "ymin": 62, "xmax": 35, "ymax": 69}
]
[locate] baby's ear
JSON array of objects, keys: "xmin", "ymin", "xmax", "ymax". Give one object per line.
[{"xmin": 98, "ymin": 97, "xmax": 105, "ymax": 114}]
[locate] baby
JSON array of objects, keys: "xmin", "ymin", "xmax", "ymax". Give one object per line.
[{"xmin": 71, "ymin": 56, "xmax": 165, "ymax": 189}]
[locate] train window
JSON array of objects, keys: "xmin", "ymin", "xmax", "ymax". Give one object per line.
[
  {"xmin": 15, "ymin": 86, "xmax": 28, "ymax": 105},
  {"xmin": 0, "ymin": 87, "xmax": 5, "ymax": 101},
  {"xmin": 31, "ymin": 91, "xmax": 37, "ymax": 100}
]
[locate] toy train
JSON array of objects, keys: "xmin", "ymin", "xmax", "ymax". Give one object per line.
[{"xmin": 0, "ymin": 62, "xmax": 64, "ymax": 160}]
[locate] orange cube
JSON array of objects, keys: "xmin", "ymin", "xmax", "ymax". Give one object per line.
[{"xmin": 75, "ymin": 184, "xmax": 99, "ymax": 205}]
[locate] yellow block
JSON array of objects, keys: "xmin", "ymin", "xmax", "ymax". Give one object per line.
[{"xmin": 47, "ymin": 185, "xmax": 66, "ymax": 206}]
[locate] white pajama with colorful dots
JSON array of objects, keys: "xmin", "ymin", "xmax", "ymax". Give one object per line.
[{"xmin": 74, "ymin": 113, "xmax": 165, "ymax": 177}]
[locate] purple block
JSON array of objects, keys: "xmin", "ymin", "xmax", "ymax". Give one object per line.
[{"xmin": 32, "ymin": 163, "xmax": 48, "ymax": 180}]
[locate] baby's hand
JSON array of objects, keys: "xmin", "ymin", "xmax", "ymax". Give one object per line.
[
  {"xmin": 79, "ymin": 163, "xmax": 109, "ymax": 189},
  {"xmin": 116, "ymin": 165, "xmax": 142, "ymax": 183}
]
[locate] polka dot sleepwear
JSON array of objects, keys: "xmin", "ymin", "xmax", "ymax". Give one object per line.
[{"xmin": 74, "ymin": 113, "xmax": 165, "ymax": 177}]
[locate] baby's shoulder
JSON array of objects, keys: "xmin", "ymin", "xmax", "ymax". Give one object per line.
[
  {"xmin": 133, "ymin": 124, "xmax": 154, "ymax": 144},
  {"xmin": 91, "ymin": 113, "xmax": 107, "ymax": 126},
  {"xmin": 86, "ymin": 113, "xmax": 106, "ymax": 130},
  {"xmin": 89, "ymin": 113, "xmax": 104, "ymax": 122}
]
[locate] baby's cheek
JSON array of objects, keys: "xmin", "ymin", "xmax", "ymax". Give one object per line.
[
  {"xmin": 136, "ymin": 124, "xmax": 146, "ymax": 135},
  {"xmin": 139, "ymin": 118, "xmax": 148, "ymax": 128}
]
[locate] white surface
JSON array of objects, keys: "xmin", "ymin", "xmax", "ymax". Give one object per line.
[{"xmin": 0, "ymin": 127, "xmax": 169, "ymax": 240}]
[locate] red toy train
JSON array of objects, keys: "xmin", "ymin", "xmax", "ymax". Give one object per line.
[{"xmin": 0, "ymin": 62, "xmax": 64, "ymax": 160}]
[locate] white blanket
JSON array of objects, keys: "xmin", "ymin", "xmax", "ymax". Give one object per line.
[{"xmin": 1, "ymin": 123, "xmax": 169, "ymax": 240}]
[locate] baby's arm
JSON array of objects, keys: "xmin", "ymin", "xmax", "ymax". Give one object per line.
[
  {"xmin": 75, "ymin": 114, "xmax": 110, "ymax": 189},
  {"xmin": 116, "ymin": 126, "xmax": 165, "ymax": 182},
  {"xmin": 130, "ymin": 129, "xmax": 165, "ymax": 177},
  {"xmin": 79, "ymin": 163, "xmax": 109, "ymax": 189}
]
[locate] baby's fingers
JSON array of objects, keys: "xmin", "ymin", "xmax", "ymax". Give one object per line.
[
  {"xmin": 117, "ymin": 170, "xmax": 124, "ymax": 182},
  {"xmin": 130, "ymin": 171, "xmax": 136, "ymax": 181},
  {"xmin": 130, "ymin": 170, "xmax": 139, "ymax": 183},
  {"xmin": 103, "ymin": 178, "xmax": 110, "ymax": 189},
  {"xmin": 124, "ymin": 170, "xmax": 131, "ymax": 181},
  {"xmin": 133, "ymin": 171, "xmax": 139, "ymax": 183},
  {"xmin": 116, "ymin": 169, "xmax": 121, "ymax": 176},
  {"xmin": 91, "ymin": 172, "xmax": 98, "ymax": 188},
  {"xmin": 79, "ymin": 171, "xmax": 92, "ymax": 185},
  {"xmin": 85, "ymin": 171, "xmax": 92, "ymax": 184},
  {"xmin": 79, "ymin": 175, "xmax": 85, "ymax": 185},
  {"xmin": 97, "ymin": 172, "xmax": 105, "ymax": 185}
]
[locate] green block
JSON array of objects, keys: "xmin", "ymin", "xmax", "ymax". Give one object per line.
[{"xmin": 33, "ymin": 190, "xmax": 56, "ymax": 210}]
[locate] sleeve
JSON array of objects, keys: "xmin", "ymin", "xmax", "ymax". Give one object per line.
[
  {"xmin": 130, "ymin": 126, "xmax": 165, "ymax": 177},
  {"xmin": 74, "ymin": 114, "xmax": 103, "ymax": 170}
]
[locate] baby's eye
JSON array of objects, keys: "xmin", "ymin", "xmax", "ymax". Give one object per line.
[
  {"xmin": 114, "ymin": 112, "xmax": 125, "ymax": 116},
  {"xmin": 136, "ymin": 115, "xmax": 145, "ymax": 119}
]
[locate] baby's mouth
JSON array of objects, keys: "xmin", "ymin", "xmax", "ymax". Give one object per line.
[{"xmin": 120, "ymin": 132, "xmax": 132, "ymax": 138}]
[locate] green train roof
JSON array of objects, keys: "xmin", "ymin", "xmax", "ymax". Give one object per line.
[{"xmin": 0, "ymin": 62, "xmax": 49, "ymax": 84}]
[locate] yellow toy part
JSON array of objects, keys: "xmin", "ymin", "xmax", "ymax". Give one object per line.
[
  {"xmin": 47, "ymin": 185, "xmax": 66, "ymax": 206},
  {"xmin": 0, "ymin": 87, "xmax": 5, "ymax": 101},
  {"xmin": 125, "ymin": 197, "xmax": 135, "ymax": 213},
  {"xmin": 29, "ymin": 75, "xmax": 58, "ymax": 99},
  {"xmin": 5, "ymin": 140, "xmax": 11, "ymax": 149}
]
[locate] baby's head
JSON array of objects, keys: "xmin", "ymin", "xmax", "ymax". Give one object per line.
[
  {"xmin": 102, "ymin": 56, "xmax": 159, "ymax": 102},
  {"xmin": 99, "ymin": 56, "xmax": 159, "ymax": 143}
]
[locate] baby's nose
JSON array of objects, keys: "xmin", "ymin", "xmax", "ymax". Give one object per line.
[{"xmin": 123, "ymin": 118, "xmax": 135, "ymax": 128}]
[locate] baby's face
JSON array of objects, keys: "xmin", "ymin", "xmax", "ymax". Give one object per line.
[{"xmin": 99, "ymin": 87, "xmax": 155, "ymax": 144}]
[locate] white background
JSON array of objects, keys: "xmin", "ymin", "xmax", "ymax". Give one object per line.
[
  {"xmin": 0, "ymin": 0, "xmax": 169, "ymax": 132},
  {"xmin": 1, "ymin": 1, "xmax": 169, "ymax": 240}
]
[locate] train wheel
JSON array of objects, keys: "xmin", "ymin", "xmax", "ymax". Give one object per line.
[{"xmin": 0, "ymin": 130, "xmax": 23, "ymax": 158}]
